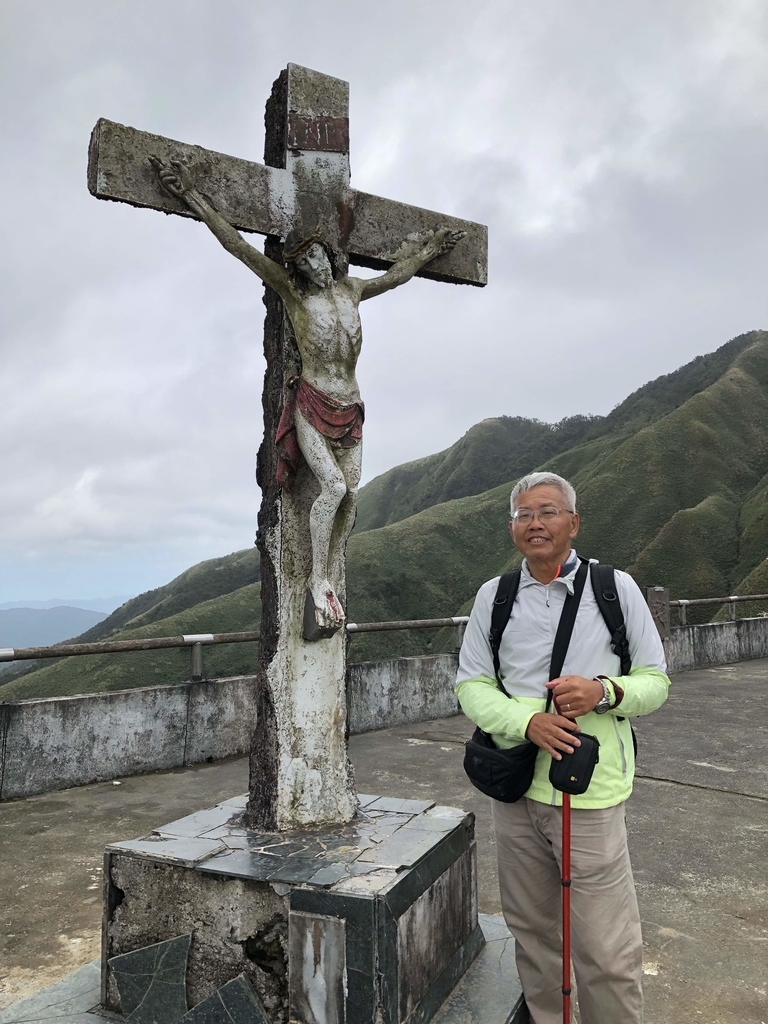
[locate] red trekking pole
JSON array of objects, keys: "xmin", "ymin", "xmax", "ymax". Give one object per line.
[
  {"xmin": 552, "ymin": 693, "xmax": 572, "ymax": 1024},
  {"xmin": 561, "ymin": 790, "xmax": 572, "ymax": 1024}
]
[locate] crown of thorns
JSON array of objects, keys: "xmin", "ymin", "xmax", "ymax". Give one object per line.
[{"xmin": 283, "ymin": 227, "xmax": 325, "ymax": 264}]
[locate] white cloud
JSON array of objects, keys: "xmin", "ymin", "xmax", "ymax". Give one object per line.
[{"xmin": 1, "ymin": 0, "xmax": 767, "ymax": 600}]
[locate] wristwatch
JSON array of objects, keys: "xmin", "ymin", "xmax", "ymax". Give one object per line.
[{"xmin": 594, "ymin": 676, "xmax": 613, "ymax": 715}]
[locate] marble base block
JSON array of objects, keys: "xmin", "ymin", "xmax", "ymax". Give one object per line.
[{"xmin": 101, "ymin": 794, "xmax": 485, "ymax": 1024}]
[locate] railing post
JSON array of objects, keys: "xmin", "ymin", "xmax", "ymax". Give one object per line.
[
  {"xmin": 678, "ymin": 600, "xmax": 689, "ymax": 626},
  {"xmin": 454, "ymin": 619, "xmax": 466, "ymax": 653},
  {"xmin": 729, "ymin": 596, "xmax": 738, "ymax": 622},
  {"xmin": 645, "ymin": 587, "xmax": 670, "ymax": 640},
  {"xmin": 183, "ymin": 633, "xmax": 214, "ymax": 682},
  {"xmin": 191, "ymin": 642, "xmax": 204, "ymax": 681}
]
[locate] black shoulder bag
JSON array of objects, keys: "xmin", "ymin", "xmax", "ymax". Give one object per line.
[{"xmin": 463, "ymin": 560, "xmax": 592, "ymax": 802}]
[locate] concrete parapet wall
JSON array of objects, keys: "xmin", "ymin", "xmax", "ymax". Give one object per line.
[
  {"xmin": 664, "ymin": 616, "xmax": 768, "ymax": 673},
  {"xmin": 0, "ymin": 653, "xmax": 460, "ymax": 801},
  {"xmin": 3, "ymin": 617, "xmax": 767, "ymax": 801},
  {"xmin": 0, "ymin": 676, "xmax": 257, "ymax": 801},
  {"xmin": 347, "ymin": 653, "xmax": 459, "ymax": 734}
]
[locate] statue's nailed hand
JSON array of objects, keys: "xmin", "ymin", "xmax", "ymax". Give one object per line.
[
  {"xmin": 149, "ymin": 156, "xmax": 191, "ymax": 199},
  {"xmin": 430, "ymin": 226, "xmax": 467, "ymax": 258},
  {"xmin": 390, "ymin": 227, "xmax": 466, "ymax": 265}
]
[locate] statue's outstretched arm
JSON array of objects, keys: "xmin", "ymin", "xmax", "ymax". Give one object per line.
[
  {"xmin": 358, "ymin": 228, "xmax": 466, "ymax": 301},
  {"xmin": 150, "ymin": 158, "xmax": 296, "ymax": 303}
]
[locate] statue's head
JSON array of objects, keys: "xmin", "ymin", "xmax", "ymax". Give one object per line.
[{"xmin": 283, "ymin": 227, "xmax": 338, "ymax": 290}]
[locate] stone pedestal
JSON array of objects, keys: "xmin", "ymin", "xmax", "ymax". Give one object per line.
[{"xmin": 101, "ymin": 794, "xmax": 484, "ymax": 1024}]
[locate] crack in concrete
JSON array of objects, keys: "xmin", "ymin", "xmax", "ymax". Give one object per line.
[{"xmin": 635, "ymin": 773, "xmax": 768, "ymax": 802}]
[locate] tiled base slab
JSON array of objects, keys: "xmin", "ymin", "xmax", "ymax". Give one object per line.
[
  {"xmin": 0, "ymin": 918, "xmax": 526, "ymax": 1024},
  {"xmin": 0, "ymin": 962, "xmax": 101, "ymax": 1024},
  {"xmin": 100, "ymin": 793, "xmax": 503, "ymax": 1024}
]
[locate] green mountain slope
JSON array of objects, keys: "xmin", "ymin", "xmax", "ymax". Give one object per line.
[
  {"xmin": 353, "ymin": 415, "xmax": 599, "ymax": 532},
  {"xmin": 4, "ymin": 329, "xmax": 767, "ymax": 700},
  {"xmin": 80, "ymin": 548, "xmax": 260, "ymax": 642},
  {"xmin": 346, "ymin": 483, "xmax": 517, "ymax": 662},
  {"xmin": 583, "ymin": 330, "xmax": 757, "ymax": 440},
  {"xmin": 354, "ymin": 326, "xmax": 768, "ymax": 647},
  {"xmin": 571, "ymin": 337, "xmax": 768, "ymax": 581},
  {"xmin": 355, "ymin": 331, "xmax": 759, "ymax": 532},
  {"xmin": 731, "ymin": 469, "xmax": 768, "ymax": 583}
]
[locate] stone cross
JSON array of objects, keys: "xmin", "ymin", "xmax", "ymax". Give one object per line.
[{"xmin": 89, "ymin": 64, "xmax": 487, "ymax": 831}]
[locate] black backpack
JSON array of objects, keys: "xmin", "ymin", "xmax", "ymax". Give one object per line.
[{"xmin": 489, "ymin": 558, "xmax": 636, "ymax": 749}]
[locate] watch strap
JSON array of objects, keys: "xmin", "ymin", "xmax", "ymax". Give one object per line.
[{"xmin": 595, "ymin": 674, "xmax": 617, "ymax": 708}]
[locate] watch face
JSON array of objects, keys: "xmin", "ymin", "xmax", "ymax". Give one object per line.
[{"xmin": 595, "ymin": 699, "xmax": 610, "ymax": 715}]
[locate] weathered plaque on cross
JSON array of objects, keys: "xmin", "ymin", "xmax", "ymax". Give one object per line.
[{"xmin": 89, "ymin": 63, "xmax": 487, "ymax": 831}]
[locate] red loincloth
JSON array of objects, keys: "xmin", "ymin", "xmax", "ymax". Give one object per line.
[{"xmin": 276, "ymin": 376, "xmax": 365, "ymax": 491}]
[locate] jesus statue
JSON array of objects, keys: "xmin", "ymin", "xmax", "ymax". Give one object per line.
[{"xmin": 152, "ymin": 157, "xmax": 465, "ymax": 635}]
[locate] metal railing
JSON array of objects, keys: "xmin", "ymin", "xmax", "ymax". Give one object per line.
[
  {"xmin": 0, "ymin": 617, "xmax": 469, "ymax": 683},
  {"xmin": 2, "ymin": 591, "xmax": 768, "ymax": 683},
  {"xmin": 670, "ymin": 594, "xmax": 768, "ymax": 625}
]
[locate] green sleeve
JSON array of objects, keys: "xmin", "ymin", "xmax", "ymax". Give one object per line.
[
  {"xmin": 456, "ymin": 675, "xmax": 539, "ymax": 745},
  {"xmin": 605, "ymin": 665, "xmax": 671, "ymax": 717}
]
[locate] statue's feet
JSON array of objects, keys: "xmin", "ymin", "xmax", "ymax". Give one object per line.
[
  {"xmin": 312, "ymin": 580, "xmax": 345, "ymax": 628},
  {"xmin": 303, "ymin": 582, "xmax": 345, "ymax": 641}
]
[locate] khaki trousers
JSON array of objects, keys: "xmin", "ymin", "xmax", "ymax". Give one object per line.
[{"xmin": 492, "ymin": 798, "xmax": 643, "ymax": 1024}]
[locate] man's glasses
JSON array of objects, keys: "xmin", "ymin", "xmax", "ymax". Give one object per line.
[{"xmin": 510, "ymin": 506, "xmax": 574, "ymax": 524}]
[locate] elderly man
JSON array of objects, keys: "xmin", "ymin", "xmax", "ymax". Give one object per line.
[{"xmin": 456, "ymin": 471, "xmax": 670, "ymax": 1024}]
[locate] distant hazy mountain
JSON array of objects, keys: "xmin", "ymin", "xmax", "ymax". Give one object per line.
[
  {"xmin": 3, "ymin": 330, "xmax": 767, "ymax": 701},
  {"xmin": 0, "ymin": 596, "xmax": 132, "ymax": 614},
  {"xmin": 0, "ymin": 606, "xmax": 108, "ymax": 649}
]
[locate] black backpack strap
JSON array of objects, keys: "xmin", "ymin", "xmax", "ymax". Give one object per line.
[
  {"xmin": 590, "ymin": 562, "xmax": 632, "ymax": 676},
  {"xmin": 590, "ymin": 562, "xmax": 636, "ymax": 747},
  {"xmin": 487, "ymin": 559, "xmax": 587, "ymax": 716},
  {"xmin": 489, "ymin": 569, "xmax": 521, "ymax": 689},
  {"xmin": 549, "ymin": 559, "xmax": 589, "ymax": 681}
]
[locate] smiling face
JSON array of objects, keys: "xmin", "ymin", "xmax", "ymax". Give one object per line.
[
  {"xmin": 294, "ymin": 243, "xmax": 334, "ymax": 289},
  {"xmin": 509, "ymin": 483, "xmax": 579, "ymax": 572}
]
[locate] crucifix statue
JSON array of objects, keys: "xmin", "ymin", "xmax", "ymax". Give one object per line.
[
  {"xmin": 89, "ymin": 64, "xmax": 487, "ymax": 831},
  {"xmin": 148, "ymin": 157, "xmax": 465, "ymax": 634}
]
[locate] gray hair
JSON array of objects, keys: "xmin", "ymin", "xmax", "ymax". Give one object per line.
[{"xmin": 510, "ymin": 472, "xmax": 577, "ymax": 515}]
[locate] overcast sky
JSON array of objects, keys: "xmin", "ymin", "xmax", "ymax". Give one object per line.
[{"xmin": 1, "ymin": 0, "xmax": 767, "ymax": 603}]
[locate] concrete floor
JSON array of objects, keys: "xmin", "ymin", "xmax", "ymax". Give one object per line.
[{"xmin": 1, "ymin": 658, "xmax": 767, "ymax": 1023}]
